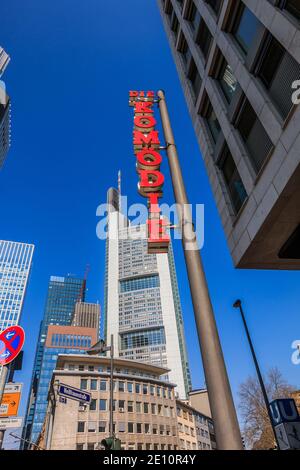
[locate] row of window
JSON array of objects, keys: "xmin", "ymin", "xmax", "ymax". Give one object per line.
[
  {"xmin": 76, "ymin": 442, "xmax": 177, "ymax": 451},
  {"xmin": 164, "ymin": 0, "xmax": 300, "ymax": 215},
  {"xmin": 87, "ymin": 398, "xmax": 175, "ymax": 416},
  {"xmin": 77, "ymin": 420, "xmax": 177, "ymax": 436},
  {"xmin": 80, "ymin": 378, "xmax": 173, "ymax": 398}
]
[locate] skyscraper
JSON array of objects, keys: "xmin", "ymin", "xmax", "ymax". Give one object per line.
[
  {"xmin": 104, "ymin": 187, "xmax": 191, "ymax": 398},
  {"xmin": 0, "ymin": 240, "xmax": 34, "ymax": 331},
  {"xmin": 158, "ymin": 0, "xmax": 300, "ymax": 269},
  {"xmin": 23, "ymin": 275, "xmax": 86, "ymax": 447},
  {"xmin": 72, "ymin": 301, "xmax": 100, "ymax": 338},
  {"xmin": 30, "ymin": 324, "xmax": 98, "ymax": 445},
  {"xmin": 0, "ymin": 47, "xmax": 11, "ymax": 169}
]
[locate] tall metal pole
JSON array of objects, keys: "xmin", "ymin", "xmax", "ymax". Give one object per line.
[
  {"xmin": 157, "ymin": 90, "xmax": 243, "ymax": 450},
  {"xmin": 110, "ymin": 334, "xmax": 114, "ymax": 438},
  {"xmin": 233, "ymin": 300, "xmax": 279, "ymax": 449},
  {"xmin": 0, "ymin": 365, "xmax": 9, "ymax": 450}
]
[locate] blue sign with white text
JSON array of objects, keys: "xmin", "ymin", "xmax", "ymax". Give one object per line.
[{"xmin": 58, "ymin": 384, "xmax": 91, "ymax": 403}]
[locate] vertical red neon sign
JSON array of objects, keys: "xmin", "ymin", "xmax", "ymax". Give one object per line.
[{"xmin": 129, "ymin": 90, "xmax": 170, "ymax": 254}]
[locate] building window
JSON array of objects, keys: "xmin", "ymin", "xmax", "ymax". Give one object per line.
[
  {"xmin": 119, "ymin": 422, "xmax": 126, "ymax": 433},
  {"xmin": 135, "ymin": 383, "xmax": 141, "ymax": 394},
  {"xmin": 217, "ymin": 56, "xmax": 238, "ymax": 104},
  {"xmin": 137, "ymin": 423, "xmax": 142, "ymax": 433},
  {"xmin": 99, "ymin": 421, "xmax": 106, "ymax": 433},
  {"xmin": 145, "ymin": 423, "xmax": 151, "ymax": 434},
  {"xmin": 90, "ymin": 399, "xmax": 97, "ymax": 411},
  {"xmin": 100, "ymin": 380, "xmax": 106, "ymax": 391},
  {"xmin": 121, "ymin": 328, "xmax": 166, "ymax": 351},
  {"xmin": 127, "ymin": 382, "xmax": 133, "ymax": 393},
  {"xmin": 87, "ymin": 443, "xmax": 95, "ymax": 450},
  {"xmin": 282, "ymin": 0, "xmax": 300, "ymax": 20},
  {"xmin": 257, "ymin": 35, "xmax": 300, "ymax": 119},
  {"xmin": 235, "ymin": 98, "xmax": 273, "ymax": 173},
  {"xmin": 88, "ymin": 422, "xmax": 96, "ymax": 433},
  {"xmin": 77, "ymin": 422, "xmax": 85, "ymax": 433},
  {"xmin": 196, "ymin": 19, "xmax": 213, "ymax": 61},
  {"xmin": 232, "ymin": 3, "xmax": 261, "ymax": 54},
  {"xmin": 80, "ymin": 379, "xmax": 88, "ymax": 390},
  {"xmin": 120, "ymin": 274, "xmax": 160, "ymax": 293},
  {"xmin": 187, "ymin": 1, "xmax": 201, "ymax": 33},
  {"xmin": 217, "ymin": 144, "xmax": 247, "ymax": 214},
  {"xmin": 205, "ymin": 0, "xmax": 223, "ymax": 16},
  {"xmin": 99, "ymin": 399, "xmax": 107, "ymax": 411},
  {"xmin": 90, "ymin": 379, "xmax": 97, "ymax": 391},
  {"xmin": 143, "ymin": 384, "xmax": 148, "ymax": 395},
  {"xmin": 151, "ymin": 403, "xmax": 156, "ymax": 414},
  {"xmin": 118, "ymin": 381, "xmax": 125, "ymax": 392},
  {"xmin": 187, "ymin": 59, "xmax": 202, "ymax": 102},
  {"xmin": 136, "ymin": 402, "xmax": 142, "ymax": 413},
  {"xmin": 76, "ymin": 444, "xmax": 84, "ymax": 450},
  {"xmin": 128, "ymin": 422, "xmax": 134, "ymax": 433},
  {"xmin": 144, "ymin": 402, "xmax": 149, "ymax": 413},
  {"xmin": 128, "ymin": 401, "xmax": 134, "ymax": 413}
]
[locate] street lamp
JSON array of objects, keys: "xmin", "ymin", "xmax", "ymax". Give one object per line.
[{"xmin": 233, "ymin": 299, "xmax": 280, "ymax": 449}]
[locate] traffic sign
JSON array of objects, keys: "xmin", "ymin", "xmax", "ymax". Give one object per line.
[
  {"xmin": 0, "ymin": 326, "xmax": 25, "ymax": 365},
  {"xmin": 0, "ymin": 417, "xmax": 23, "ymax": 430},
  {"xmin": 58, "ymin": 383, "xmax": 91, "ymax": 403},
  {"xmin": 0, "ymin": 383, "xmax": 22, "ymax": 417}
]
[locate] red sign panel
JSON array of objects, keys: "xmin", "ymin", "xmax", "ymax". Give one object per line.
[
  {"xmin": 0, "ymin": 326, "xmax": 25, "ymax": 366},
  {"xmin": 129, "ymin": 90, "xmax": 170, "ymax": 254}
]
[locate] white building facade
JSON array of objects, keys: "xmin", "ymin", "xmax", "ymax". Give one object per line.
[
  {"xmin": 104, "ymin": 188, "xmax": 191, "ymax": 398},
  {"xmin": 0, "ymin": 240, "xmax": 34, "ymax": 331}
]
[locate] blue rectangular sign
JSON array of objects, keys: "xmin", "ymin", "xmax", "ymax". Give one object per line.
[{"xmin": 58, "ymin": 384, "xmax": 91, "ymax": 403}]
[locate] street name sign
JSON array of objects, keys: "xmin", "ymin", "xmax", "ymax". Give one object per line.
[
  {"xmin": 58, "ymin": 384, "xmax": 91, "ymax": 403},
  {"xmin": 0, "ymin": 417, "xmax": 23, "ymax": 430}
]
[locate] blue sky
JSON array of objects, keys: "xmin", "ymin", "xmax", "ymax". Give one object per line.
[{"xmin": 1, "ymin": 0, "xmax": 299, "ymax": 447}]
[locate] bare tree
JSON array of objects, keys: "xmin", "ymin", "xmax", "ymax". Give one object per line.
[{"xmin": 239, "ymin": 367, "xmax": 296, "ymax": 450}]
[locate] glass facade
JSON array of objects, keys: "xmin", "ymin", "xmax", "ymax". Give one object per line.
[
  {"xmin": 30, "ymin": 344, "xmax": 89, "ymax": 444},
  {"xmin": 23, "ymin": 275, "xmax": 85, "ymax": 447},
  {"xmin": 0, "ymin": 240, "xmax": 34, "ymax": 331}
]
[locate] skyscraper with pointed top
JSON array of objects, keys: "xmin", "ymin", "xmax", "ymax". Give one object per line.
[{"xmin": 104, "ymin": 181, "xmax": 191, "ymax": 398}]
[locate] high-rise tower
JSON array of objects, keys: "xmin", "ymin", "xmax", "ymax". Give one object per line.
[
  {"xmin": 23, "ymin": 275, "xmax": 86, "ymax": 447},
  {"xmin": 104, "ymin": 186, "xmax": 191, "ymax": 398},
  {"xmin": 158, "ymin": 0, "xmax": 300, "ymax": 269},
  {"xmin": 0, "ymin": 240, "xmax": 34, "ymax": 331}
]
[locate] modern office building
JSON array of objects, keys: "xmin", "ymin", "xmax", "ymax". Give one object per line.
[
  {"xmin": 30, "ymin": 325, "xmax": 98, "ymax": 445},
  {"xmin": 158, "ymin": 0, "xmax": 300, "ymax": 269},
  {"xmin": 23, "ymin": 275, "xmax": 86, "ymax": 447},
  {"xmin": 104, "ymin": 186, "xmax": 191, "ymax": 399},
  {"xmin": 0, "ymin": 47, "xmax": 11, "ymax": 169},
  {"xmin": 0, "ymin": 47, "xmax": 10, "ymax": 77},
  {"xmin": 72, "ymin": 302, "xmax": 100, "ymax": 339},
  {"xmin": 0, "ymin": 240, "xmax": 34, "ymax": 331}
]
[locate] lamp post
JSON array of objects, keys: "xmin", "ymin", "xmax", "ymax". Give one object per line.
[
  {"xmin": 233, "ymin": 299, "xmax": 279, "ymax": 449},
  {"xmin": 157, "ymin": 90, "xmax": 243, "ymax": 450}
]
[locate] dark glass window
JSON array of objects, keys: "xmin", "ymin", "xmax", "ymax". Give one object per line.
[
  {"xmin": 196, "ymin": 20, "xmax": 213, "ymax": 61},
  {"xmin": 233, "ymin": 4, "xmax": 261, "ymax": 54},
  {"xmin": 236, "ymin": 99, "xmax": 273, "ymax": 173},
  {"xmin": 218, "ymin": 145, "xmax": 247, "ymax": 213},
  {"xmin": 188, "ymin": 59, "xmax": 202, "ymax": 101},
  {"xmin": 218, "ymin": 57, "xmax": 238, "ymax": 103},
  {"xmin": 206, "ymin": 0, "xmax": 223, "ymax": 16},
  {"xmin": 284, "ymin": 0, "xmax": 300, "ymax": 20},
  {"xmin": 206, "ymin": 102, "xmax": 221, "ymax": 143},
  {"xmin": 257, "ymin": 36, "xmax": 300, "ymax": 119}
]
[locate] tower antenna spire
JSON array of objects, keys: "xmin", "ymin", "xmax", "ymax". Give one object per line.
[{"xmin": 118, "ymin": 170, "xmax": 122, "ymax": 213}]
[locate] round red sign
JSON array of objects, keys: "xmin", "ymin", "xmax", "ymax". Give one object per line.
[{"xmin": 0, "ymin": 326, "xmax": 25, "ymax": 366}]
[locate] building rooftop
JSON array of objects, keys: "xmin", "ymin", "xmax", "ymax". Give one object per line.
[{"xmin": 55, "ymin": 353, "xmax": 171, "ymax": 378}]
